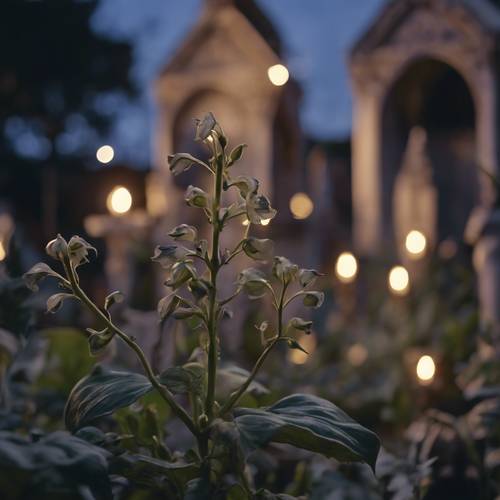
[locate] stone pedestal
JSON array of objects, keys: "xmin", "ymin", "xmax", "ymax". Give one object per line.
[{"xmin": 84, "ymin": 210, "xmax": 151, "ymax": 299}]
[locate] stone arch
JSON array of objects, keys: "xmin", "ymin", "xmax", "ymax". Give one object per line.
[{"xmin": 381, "ymin": 56, "xmax": 478, "ymax": 246}]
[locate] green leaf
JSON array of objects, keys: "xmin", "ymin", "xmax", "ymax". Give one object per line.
[
  {"xmin": 111, "ymin": 452, "xmax": 199, "ymax": 493},
  {"xmin": 104, "ymin": 290, "xmax": 124, "ymax": 311},
  {"xmin": 23, "ymin": 262, "xmax": 65, "ymax": 291},
  {"xmin": 159, "ymin": 363, "xmax": 205, "ymax": 397},
  {"xmin": 64, "ymin": 365, "xmax": 153, "ymax": 431},
  {"xmin": 227, "ymin": 144, "xmax": 247, "ymax": 166},
  {"xmin": 0, "ymin": 430, "xmax": 112, "ymax": 499},
  {"xmin": 46, "ymin": 292, "xmax": 75, "ymax": 313},
  {"xmin": 234, "ymin": 394, "xmax": 380, "ymax": 471},
  {"xmin": 168, "ymin": 152, "xmax": 209, "ymax": 176},
  {"xmin": 217, "ymin": 365, "xmax": 269, "ymax": 399}
]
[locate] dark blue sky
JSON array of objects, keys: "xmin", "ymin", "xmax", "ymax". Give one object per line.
[{"xmin": 91, "ymin": 0, "xmax": 385, "ymax": 166}]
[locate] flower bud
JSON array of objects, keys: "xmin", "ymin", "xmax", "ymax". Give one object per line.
[
  {"xmin": 302, "ymin": 291, "xmax": 324, "ymax": 309},
  {"xmin": 288, "ymin": 317, "xmax": 313, "ymax": 334},
  {"xmin": 194, "ymin": 112, "xmax": 217, "ymax": 142},
  {"xmin": 151, "ymin": 245, "xmax": 190, "ymax": 269},
  {"xmin": 185, "ymin": 185, "xmax": 210, "ymax": 208},
  {"xmin": 68, "ymin": 236, "xmax": 97, "ymax": 267},
  {"xmin": 298, "ymin": 269, "xmax": 324, "ymax": 288},
  {"xmin": 246, "ymin": 193, "xmax": 277, "ymax": 225},
  {"xmin": 168, "ymin": 224, "xmax": 197, "ymax": 242},
  {"xmin": 228, "ymin": 176, "xmax": 259, "ymax": 197},
  {"xmin": 237, "ymin": 268, "xmax": 269, "ymax": 299},
  {"xmin": 165, "ymin": 261, "xmax": 196, "ymax": 289},
  {"xmin": 273, "ymin": 256, "xmax": 298, "ymax": 284},
  {"xmin": 45, "ymin": 234, "xmax": 68, "ymax": 260},
  {"xmin": 242, "ymin": 237, "xmax": 274, "ymax": 261}
]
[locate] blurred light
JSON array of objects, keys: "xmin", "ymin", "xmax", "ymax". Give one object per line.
[
  {"xmin": 289, "ymin": 192, "xmax": 314, "ymax": 220},
  {"xmin": 261, "ymin": 218, "xmax": 271, "ymax": 226},
  {"xmin": 347, "ymin": 343, "xmax": 368, "ymax": 367},
  {"xmin": 267, "ymin": 64, "xmax": 289, "ymax": 86},
  {"xmin": 416, "ymin": 355, "xmax": 435, "ymax": 384},
  {"xmin": 242, "ymin": 218, "xmax": 250, "ymax": 226},
  {"xmin": 288, "ymin": 333, "xmax": 317, "ymax": 365},
  {"xmin": 96, "ymin": 145, "xmax": 114, "ymax": 164},
  {"xmin": 335, "ymin": 252, "xmax": 358, "ymax": 283},
  {"xmin": 0, "ymin": 241, "xmax": 5, "ymax": 262},
  {"xmin": 388, "ymin": 265, "xmax": 410, "ymax": 295},
  {"xmin": 405, "ymin": 230, "xmax": 427, "ymax": 258},
  {"xmin": 107, "ymin": 186, "xmax": 132, "ymax": 215}
]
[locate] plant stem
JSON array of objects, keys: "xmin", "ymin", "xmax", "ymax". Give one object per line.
[
  {"xmin": 205, "ymin": 153, "xmax": 224, "ymax": 421},
  {"xmin": 62, "ymin": 258, "xmax": 197, "ymax": 436},
  {"xmin": 220, "ymin": 282, "xmax": 287, "ymax": 415}
]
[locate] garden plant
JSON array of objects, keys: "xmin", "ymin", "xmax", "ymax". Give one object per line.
[{"xmin": 23, "ymin": 113, "xmax": 380, "ymax": 498}]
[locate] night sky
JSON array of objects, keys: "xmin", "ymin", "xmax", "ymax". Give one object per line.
[{"xmin": 90, "ymin": 0, "xmax": 385, "ymax": 167}]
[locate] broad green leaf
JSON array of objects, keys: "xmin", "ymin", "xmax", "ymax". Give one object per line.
[
  {"xmin": 216, "ymin": 365, "xmax": 269, "ymax": 399},
  {"xmin": 64, "ymin": 365, "xmax": 153, "ymax": 431},
  {"xmin": 111, "ymin": 452, "xmax": 199, "ymax": 492},
  {"xmin": 0, "ymin": 430, "xmax": 112, "ymax": 499},
  {"xmin": 234, "ymin": 393, "xmax": 380, "ymax": 471}
]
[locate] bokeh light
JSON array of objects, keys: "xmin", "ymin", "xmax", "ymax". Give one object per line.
[
  {"xmin": 289, "ymin": 192, "xmax": 314, "ymax": 220},
  {"xmin": 416, "ymin": 355, "xmax": 436, "ymax": 384},
  {"xmin": 388, "ymin": 265, "xmax": 410, "ymax": 295},
  {"xmin": 267, "ymin": 64, "xmax": 289, "ymax": 86},
  {"xmin": 405, "ymin": 230, "xmax": 427, "ymax": 258},
  {"xmin": 335, "ymin": 252, "xmax": 358, "ymax": 283},
  {"xmin": 107, "ymin": 186, "xmax": 132, "ymax": 215},
  {"xmin": 347, "ymin": 343, "xmax": 368, "ymax": 366},
  {"xmin": 96, "ymin": 145, "xmax": 114, "ymax": 164}
]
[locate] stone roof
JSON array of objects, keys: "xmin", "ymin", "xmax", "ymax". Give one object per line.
[{"xmin": 351, "ymin": 0, "xmax": 500, "ymax": 56}]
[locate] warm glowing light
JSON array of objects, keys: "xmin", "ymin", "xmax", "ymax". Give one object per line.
[
  {"xmin": 289, "ymin": 192, "xmax": 314, "ymax": 220},
  {"xmin": 0, "ymin": 241, "xmax": 5, "ymax": 262},
  {"xmin": 335, "ymin": 252, "xmax": 358, "ymax": 283},
  {"xmin": 405, "ymin": 230, "xmax": 427, "ymax": 258},
  {"xmin": 288, "ymin": 333, "xmax": 317, "ymax": 365},
  {"xmin": 388, "ymin": 265, "xmax": 410, "ymax": 295},
  {"xmin": 96, "ymin": 145, "xmax": 114, "ymax": 164},
  {"xmin": 267, "ymin": 64, "xmax": 289, "ymax": 86},
  {"xmin": 261, "ymin": 218, "xmax": 271, "ymax": 226},
  {"xmin": 107, "ymin": 186, "xmax": 132, "ymax": 215},
  {"xmin": 347, "ymin": 343, "xmax": 368, "ymax": 367},
  {"xmin": 242, "ymin": 218, "xmax": 250, "ymax": 226},
  {"xmin": 416, "ymin": 355, "xmax": 436, "ymax": 384}
]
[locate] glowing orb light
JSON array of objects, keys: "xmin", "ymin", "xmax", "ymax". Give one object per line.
[
  {"xmin": 96, "ymin": 145, "xmax": 114, "ymax": 164},
  {"xmin": 335, "ymin": 252, "xmax": 358, "ymax": 283},
  {"xmin": 416, "ymin": 355, "xmax": 436, "ymax": 384},
  {"xmin": 107, "ymin": 186, "xmax": 132, "ymax": 215},
  {"xmin": 289, "ymin": 192, "xmax": 314, "ymax": 220},
  {"xmin": 388, "ymin": 265, "xmax": 410, "ymax": 295},
  {"xmin": 267, "ymin": 64, "xmax": 289, "ymax": 86}
]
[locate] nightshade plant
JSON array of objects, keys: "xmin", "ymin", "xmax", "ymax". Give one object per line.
[{"xmin": 24, "ymin": 113, "xmax": 380, "ymax": 498}]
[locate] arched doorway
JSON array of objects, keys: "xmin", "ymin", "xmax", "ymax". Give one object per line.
[{"xmin": 382, "ymin": 58, "xmax": 478, "ymax": 248}]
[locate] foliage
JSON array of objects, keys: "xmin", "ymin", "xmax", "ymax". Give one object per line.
[{"xmin": 23, "ymin": 113, "xmax": 380, "ymax": 498}]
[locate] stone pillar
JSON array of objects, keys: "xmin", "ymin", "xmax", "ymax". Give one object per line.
[
  {"xmin": 351, "ymin": 89, "xmax": 383, "ymax": 255},
  {"xmin": 465, "ymin": 206, "xmax": 500, "ymax": 333},
  {"xmin": 84, "ymin": 211, "xmax": 151, "ymax": 299}
]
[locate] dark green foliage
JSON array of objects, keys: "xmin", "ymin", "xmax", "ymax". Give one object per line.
[
  {"xmin": 234, "ymin": 394, "xmax": 380, "ymax": 471},
  {"xmin": 65, "ymin": 365, "xmax": 153, "ymax": 431}
]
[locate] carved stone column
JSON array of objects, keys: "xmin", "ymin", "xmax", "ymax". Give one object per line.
[{"xmin": 465, "ymin": 206, "xmax": 500, "ymax": 333}]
